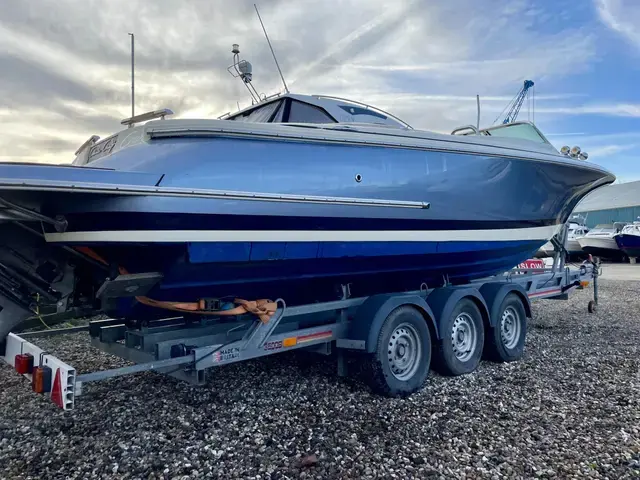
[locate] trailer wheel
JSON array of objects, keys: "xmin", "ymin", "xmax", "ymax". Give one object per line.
[
  {"xmin": 434, "ymin": 298, "xmax": 484, "ymax": 376},
  {"xmin": 365, "ymin": 306, "xmax": 431, "ymax": 397},
  {"xmin": 485, "ymin": 293, "xmax": 527, "ymax": 362},
  {"xmin": 588, "ymin": 300, "xmax": 597, "ymax": 314}
]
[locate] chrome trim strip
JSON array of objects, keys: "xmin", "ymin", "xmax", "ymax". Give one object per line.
[{"xmin": 0, "ymin": 180, "xmax": 430, "ymax": 209}]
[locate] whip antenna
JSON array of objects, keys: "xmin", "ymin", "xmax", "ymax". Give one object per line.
[{"xmin": 254, "ymin": 4, "xmax": 289, "ymax": 93}]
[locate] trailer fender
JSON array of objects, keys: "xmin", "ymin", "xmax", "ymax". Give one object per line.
[
  {"xmin": 426, "ymin": 287, "xmax": 489, "ymax": 340},
  {"xmin": 478, "ymin": 283, "xmax": 531, "ymax": 327},
  {"xmin": 347, "ymin": 294, "xmax": 437, "ymax": 353}
]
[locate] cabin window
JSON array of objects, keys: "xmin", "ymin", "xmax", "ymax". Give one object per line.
[
  {"xmin": 229, "ymin": 100, "xmax": 283, "ymax": 123},
  {"xmin": 288, "ymin": 100, "xmax": 336, "ymax": 124},
  {"xmin": 271, "ymin": 100, "xmax": 285, "ymax": 123}
]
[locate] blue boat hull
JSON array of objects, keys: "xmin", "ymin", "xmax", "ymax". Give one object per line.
[
  {"xmin": 77, "ymin": 238, "xmax": 542, "ymax": 319},
  {"xmin": 0, "ymin": 134, "xmax": 614, "ymax": 321},
  {"xmin": 615, "ymin": 234, "xmax": 640, "ymax": 258}
]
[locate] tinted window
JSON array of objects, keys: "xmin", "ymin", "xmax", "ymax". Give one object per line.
[
  {"xmin": 230, "ymin": 100, "xmax": 282, "ymax": 123},
  {"xmin": 339, "ymin": 105, "xmax": 387, "ymax": 120},
  {"xmin": 271, "ymin": 101, "xmax": 285, "ymax": 123},
  {"xmin": 288, "ymin": 100, "xmax": 336, "ymax": 124}
]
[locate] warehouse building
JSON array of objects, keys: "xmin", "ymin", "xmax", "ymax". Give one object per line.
[{"xmin": 574, "ymin": 180, "xmax": 640, "ymax": 227}]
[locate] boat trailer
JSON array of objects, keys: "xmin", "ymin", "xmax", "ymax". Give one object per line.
[{"xmin": 1, "ymin": 226, "xmax": 602, "ymax": 410}]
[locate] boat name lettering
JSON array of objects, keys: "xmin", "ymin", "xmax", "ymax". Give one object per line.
[
  {"xmin": 263, "ymin": 340, "xmax": 283, "ymax": 351},
  {"xmin": 89, "ymin": 136, "xmax": 118, "ymax": 159}
]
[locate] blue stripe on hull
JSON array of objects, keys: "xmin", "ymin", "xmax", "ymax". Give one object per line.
[
  {"xmin": 186, "ymin": 240, "xmax": 535, "ymax": 263},
  {"xmin": 98, "ymin": 239, "xmax": 543, "ymax": 320},
  {"xmin": 44, "ymin": 211, "xmax": 558, "ymax": 234}
]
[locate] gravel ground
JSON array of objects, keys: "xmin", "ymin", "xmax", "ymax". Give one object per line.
[{"xmin": 1, "ymin": 279, "xmax": 639, "ymax": 480}]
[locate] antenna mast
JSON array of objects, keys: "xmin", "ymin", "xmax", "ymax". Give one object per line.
[
  {"xmin": 128, "ymin": 33, "xmax": 135, "ymax": 119},
  {"xmin": 254, "ymin": 4, "xmax": 289, "ymax": 93}
]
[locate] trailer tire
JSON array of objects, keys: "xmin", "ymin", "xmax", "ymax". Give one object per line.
[
  {"xmin": 433, "ymin": 298, "xmax": 484, "ymax": 376},
  {"xmin": 364, "ymin": 305, "xmax": 431, "ymax": 397},
  {"xmin": 485, "ymin": 293, "xmax": 527, "ymax": 362}
]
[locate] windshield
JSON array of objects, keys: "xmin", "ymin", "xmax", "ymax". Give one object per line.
[
  {"xmin": 589, "ymin": 224, "xmax": 615, "ymax": 234},
  {"xmin": 480, "ymin": 123, "xmax": 549, "ymax": 144}
]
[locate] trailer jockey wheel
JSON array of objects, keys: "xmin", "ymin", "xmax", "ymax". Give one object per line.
[
  {"xmin": 365, "ymin": 306, "xmax": 432, "ymax": 398},
  {"xmin": 484, "ymin": 293, "xmax": 527, "ymax": 363},
  {"xmin": 434, "ymin": 298, "xmax": 485, "ymax": 375},
  {"xmin": 588, "ymin": 300, "xmax": 597, "ymax": 314}
]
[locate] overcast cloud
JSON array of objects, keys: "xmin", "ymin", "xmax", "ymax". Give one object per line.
[{"xmin": 0, "ymin": 0, "xmax": 638, "ymax": 180}]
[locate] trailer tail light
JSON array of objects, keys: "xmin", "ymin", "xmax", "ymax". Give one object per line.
[
  {"xmin": 580, "ymin": 280, "xmax": 590, "ymax": 288},
  {"xmin": 32, "ymin": 365, "xmax": 53, "ymax": 394},
  {"xmin": 15, "ymin": 353, "xmax": 34, "ymax": 374}
]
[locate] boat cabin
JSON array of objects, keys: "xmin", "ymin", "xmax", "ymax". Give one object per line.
[
  {"xmin": 218, "ymin": 93, "xmax": 410, "ymax": 129},
  {"xmin": 568, "ymin": 224, "xmax": 588, "ymax": 238},
  {"xmin": 620, "ymin": 219, "xmax": 640, "ymax": 236}
]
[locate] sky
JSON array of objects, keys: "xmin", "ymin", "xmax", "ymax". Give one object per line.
[{"xmin": 0, "ymin": 0, "xmax": 639, "ymax": 182}]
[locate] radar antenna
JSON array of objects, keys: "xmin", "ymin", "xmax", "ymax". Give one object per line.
[{"xmin": 227, "ymin": 44, "xmax": 261, "ymax": 104}]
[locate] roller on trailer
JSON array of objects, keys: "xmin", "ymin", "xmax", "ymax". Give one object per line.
[{"xmin": 1, "ymin": 224, "xmax": 601, "ymax": 409}]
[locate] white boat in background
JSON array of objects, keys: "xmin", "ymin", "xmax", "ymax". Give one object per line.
[
  {"xmin": 577, "ymin": 222, "xmax": 628, "ymax": 261},
  {"xmin": 537, "ymin": 216, "xmax": 589, "ymax": 258}
]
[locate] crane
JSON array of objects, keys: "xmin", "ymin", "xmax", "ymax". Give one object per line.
[{"xmin": 494, "ymin": 80, "xmax": 535, "ymax": 125}]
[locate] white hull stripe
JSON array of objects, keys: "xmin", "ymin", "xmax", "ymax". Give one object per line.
[{"xmin": 44, "ymin": 225, "xmax": 559, "ymax": 243}]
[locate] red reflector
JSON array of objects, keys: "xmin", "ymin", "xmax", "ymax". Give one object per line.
[
  {"xmin": 15, "ymin": 353, "xmax": 34, "ymax": 374},
  {"xmin": 50, "ymin": 369, "xmax": 64, "ymax": 409},
  {"xmin": 32, "ymin": 366, "xmax": 53, "ymax": 394}
]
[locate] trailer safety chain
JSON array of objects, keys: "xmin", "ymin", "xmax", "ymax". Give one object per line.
[{"xmin": 74, "ymin": 247, "xmax": 278, "ymax": 323}]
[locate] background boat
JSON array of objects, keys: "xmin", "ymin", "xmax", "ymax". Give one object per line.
[
  {"xmin": 577, "ymin": 222, "xmax": 627, "ymax": 261},
  {"xmin": 614, "ymin": 218, "xmax": 640, "ymax": 262},
  {"xmin": 536, "ymin": 216, "xmax": 589, "ymax": 259}
]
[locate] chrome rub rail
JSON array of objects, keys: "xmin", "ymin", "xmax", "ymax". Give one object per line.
[{"xmin": 0, "ymin": 179, "xmax": 430, "ymax": 210}]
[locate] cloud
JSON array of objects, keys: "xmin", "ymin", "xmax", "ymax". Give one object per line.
[
  {"xmin": 533, "ymin": 103, "xmax": 640, "ymax": 117},
  {"xmin": 595, "ymin": 0, "xmax": 640, "ymax": 50},
  {"xmin": 0, "ymin": 0, "xmax": 608, "ymax": 164},
  {"xmin": 587, "ymin": 144, "xmax": 637, "ymax": 157}
]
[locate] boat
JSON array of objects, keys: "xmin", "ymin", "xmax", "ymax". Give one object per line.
[
  {"xmin": 577, "ymin": 222, "xmax": 628, "ymax": 261},
  {"xmin": 536, "ymin": 215, "xmax": 589, "ymax": 258},
  {"xmin": 0, "ymin": 46, "xmax": 615, "ymax": 340},
  {"xmin": 614, "ymin": 218, "xmax": 640, "ymax": 260}
]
